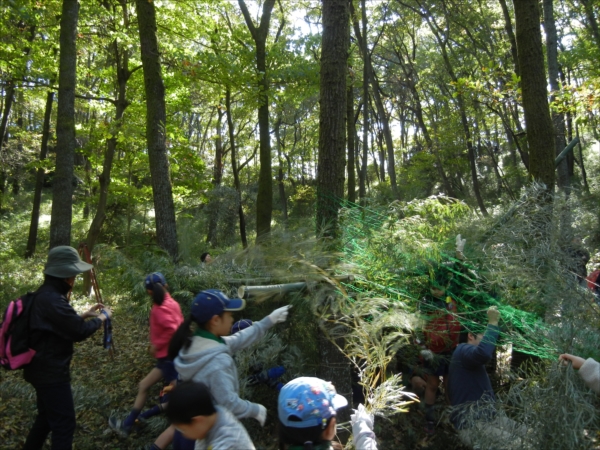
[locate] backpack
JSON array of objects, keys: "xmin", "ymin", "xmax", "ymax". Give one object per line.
[
  {"xmin": 423, "ymin": 297, "xmax": 461, "ymax": 354},
  {"xmin": 0, "ymin": 293, "xmax": 37, "ymax": 370}
]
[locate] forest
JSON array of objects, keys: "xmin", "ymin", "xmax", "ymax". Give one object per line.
[{"xmin": 1, "ymin": 0, "xmax": 600, "ymax": 448}]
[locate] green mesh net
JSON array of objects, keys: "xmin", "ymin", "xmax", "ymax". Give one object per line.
[{"xmin": 335, "ymin": 196, "xmax": 558, "ymax": 361}]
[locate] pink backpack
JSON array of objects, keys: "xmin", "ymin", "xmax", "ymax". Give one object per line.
[{"xmin": 0, "ymin": 293, "xmax": 37, "ymax": 370}]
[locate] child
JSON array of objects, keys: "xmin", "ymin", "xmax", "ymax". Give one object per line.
[
  {"xmin": 277, "ymin": 377, "xmax": 378, "ymax": 450},
  {"xmin": 165, "ymin": 381, "xmax": 255, "ymax": 450},
  {"xmin": 110, "ymin": 272, "xmax": 184, "ymax": 437},
  {"xmin": 417, "ymin": 269, "xmax": 461, "ymax": 434},
  {"xmin": 169, "ymin": 289, "xmax": 291, "ymax": 425}
]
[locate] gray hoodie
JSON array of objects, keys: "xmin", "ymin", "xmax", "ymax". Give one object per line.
[
  {"xmin": 175, "ymin": 316, "xmax": 273, "ymax": 421},
  {"xmin": 579, "ymin": 358, "xmax": 600, "ymax": 394},
  {"xmin": 195, "ymin": 406, "xmax": 255, "ymax": 450}
]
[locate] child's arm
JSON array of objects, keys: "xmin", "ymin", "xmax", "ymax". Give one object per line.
[
  {"xmin": 578, "ymin": 358, "xmax": 600, "ymax": 393},
  {"xmin": 223, "ymin": 305, "xmax": 291, "ymax": 353},
  {"xmin": 204, "ymin": 355, "xmax": 266, "ymax": 423},
  {"xmin": 561, "ymin": 354, "xmax": 600, "ymax": 394}
]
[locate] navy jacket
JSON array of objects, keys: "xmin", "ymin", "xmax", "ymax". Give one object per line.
[
  {"xmin": 448, "ymin": 324, "xmax": 499, "ymax": 429},
  {"xmin": 23, "ymin": 276, "xmax": 102, "ymax": 385}
]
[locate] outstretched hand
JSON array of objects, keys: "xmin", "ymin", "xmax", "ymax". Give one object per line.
[
  {"xmin": 256, "ymin": 404, "xmax": 267, "ymax": 426},
  {"xmin": 81, "ymin": 303, "xmax": 105, "ymax": 319},
  {"xmin": 487, "ymin": 305, "xmax": 500, "ymax": 325},
  {"xmin": 268, "ymin": 305, "xmax": 292, "ymax": 325},
  {"xmin": 559, "ymin": 353, "xmax": 585, "ymax": 370},
  {"xmin": 456, "ymin": 234, "xmax": 467, "ymax": 253}
]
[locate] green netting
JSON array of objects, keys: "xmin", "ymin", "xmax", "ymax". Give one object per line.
[{"xmin": 334, "ymin": 196, "xmax": 558, "ymax": 360}]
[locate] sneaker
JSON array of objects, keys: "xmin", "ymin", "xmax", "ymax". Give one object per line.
[
  {"xmin": 425, "ymin": 420, "xmax": 436, "ymax": 436},
  {"xmin": 108, "ymin": 417, "xmax": 132, "ymax": 437}
]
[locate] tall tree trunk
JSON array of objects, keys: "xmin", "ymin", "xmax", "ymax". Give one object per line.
[
  {"xmin": 351, "ymin": 3, "xmax": 397, "ymax": 197},
  {"xmin": 25, "ymin": 91, "xmax": 54, "ymax": 258},
  {"xmin": 376, "ymin": 128, "xmax": 385, "ymax": 182},
  {"xmin": 207, "ymin": 107, "xmax": 225, "ymax": 247},
  {"xmin": 359, "ymin": 0, "xmax": 368, "ymax": 202},
  {"xmin": 316, "ymin": 0, "xmax": 349, "ymax": 239},
  {"xmin": 11, "ymin": 90, "xmax": 24, "ymax": 195},
  {"xmin": 580, "ymin": 0, "xmax": 600, "ymax": 52},
  {"xmin": 513, "ymin": 0, "xmax": 555, "ymax": 191},
  {"xmin": 499, "ymin": 0, "xmax": 520, "ymax": 77},
  {"xmin": 543, "ymin": 0, "xmax": 569, "ymax": 192},
  {"xmin": 226, "ymin": 87, "xmax": 248, "ymax": 249},
  {"xmin": 347, "ymin": 76, "xmax": 356, "ymax": 203},
  {"xmin": 50, "ymin": 0, "xmax": 79, "ymax": 248},
  {"xmin": 0, "ymin": 84, "xmax": 14, "ymax": 153},
  {"xmin": 274, "ymin": 118, "xmax": 288, "ymax": 224},
  {"xmin": 575, "ymin": 121, "xmax": 589, "ymax": 194},
  {"xmin": 238, "ymin": 0, "xmax": 276, "ymax": 242},
  {"xmin": 136, "ymin": 0, "xmax": 179, "ymax": 260},
  {"xmin": 0, "ymin": 83, "xmax": 15, "ymax": 207}
]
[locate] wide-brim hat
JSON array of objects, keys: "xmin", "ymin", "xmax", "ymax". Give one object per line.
[
  {"xmin": 191, "ymin": 289, "xmax": 245, "ymax": 324},
  {"xmin": 278, "ymin": 377, "xmax": 348, "ymax": 428},
  {"xmin": 43, "ymin": 246, "xmax": 93, "ymax": 278}
]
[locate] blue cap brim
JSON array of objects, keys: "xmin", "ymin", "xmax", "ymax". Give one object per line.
[{"xmin": 224, "ymin": 298, "xmax": 246, "ymax": 311}]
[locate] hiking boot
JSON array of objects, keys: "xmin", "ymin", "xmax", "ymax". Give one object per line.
[
  {"xmin": 425, "ymin": 420, "xmax": 436, "ymax": 436},
  {"xmin": 108, "ymin": 417, "xmax": 132, "ymax": 437}
]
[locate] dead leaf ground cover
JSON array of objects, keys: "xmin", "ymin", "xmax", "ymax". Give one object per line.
[{"xmin": 0, "ymin": 305, "xmax": 468, "ymax": 450}]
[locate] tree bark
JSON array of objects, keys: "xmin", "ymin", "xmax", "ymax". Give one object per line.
[
  {"xmin": 226, "ymin": 87, "xmax": 248, "ymax": 249},
  {"xmin": 513, "ymin": 0, "xmax": 555, "ymax": 191},
  {"xmin": 580, "ymin": 0, "xmax": 600, "ymax": 52},
  {"xmin": 359, "ymin": 0, "xmax": 368, "ymax": 202},
  {"xmin": 238, "ymin": 0, "xmax": 276, "ymax": 242},
  {"xmin": 207, "ymin": 107, "xmax": 225, "ymax": 247},
  {"xmin": 347, "ymin": 75, "xmax": 356, "ymax": 203},
  {"xmin": 25, "ymin": 91, "xmax": 54, "ymax": 258},
  {"xmin": 50, "ymin": 0, "xmax": 79, "ymax": 248},
  {"xmin": 0, "ymin": 84, "xmax": 14, "ymax": 154},
  {"xmin": 543, "ymin": 0, "xmax": 569, "ymax": 192},
  {"xmin": 274, "ymin": 118, "xmax": 288, "ymax": 224},
  {"xmin": 351, "ymin": 3, "xmax": 397, "ymax": 197},
  {"xmin": 575, "ymin": 121, "xmax": 589, "ymax": 194},
  {"xmin": 316, "ymin": 0, "xmax": 349, "ymax": 239},
  {"xmin": 136, "ymin": 0, "xmax": 179, "ymax": 260},
  {"xmin": 499, "ymin": 0, "xmax": 520, "ymax": 77}
]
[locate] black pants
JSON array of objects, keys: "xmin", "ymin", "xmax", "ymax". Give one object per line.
[{"xmin": 23, "ymin": 382, "xmax": 75, "ymax": 450}]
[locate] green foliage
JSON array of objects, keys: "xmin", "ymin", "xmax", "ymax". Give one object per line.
[{"xmin": 288, "ymin": 185, "xmax": 316, "ymax": 218}]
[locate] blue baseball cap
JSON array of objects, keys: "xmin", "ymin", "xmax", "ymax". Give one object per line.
[
  {"xmin": 231, "ymin": 319, "xmax": 253, "ymax": 334},
  {"xmin": 145, "ymin": 272, "xmax": 167, "ymax": 290},
  {"xmin": 191, "ymin": 289, "xmax": 245, "ymax": 324},
  {"xmin": 278, "ymin": 377, "xmax": 348, "ymax": 429}
]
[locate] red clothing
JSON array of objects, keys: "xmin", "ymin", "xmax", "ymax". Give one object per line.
[{"xmin": 150, "ymin": 293, "xmax": 184, "ymax": 359}]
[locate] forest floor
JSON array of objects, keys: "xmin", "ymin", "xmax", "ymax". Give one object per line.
[{"xmin": 0, "ymin": 305, "xmax": 470, "ymax": 450}]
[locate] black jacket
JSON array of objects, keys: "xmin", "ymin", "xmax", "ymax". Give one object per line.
[{"xmin": 23, "ymin": 276, "xmax": 102, "ymax": 385}]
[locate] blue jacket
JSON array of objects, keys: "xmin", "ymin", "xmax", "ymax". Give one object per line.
[{"xmin": 448, "ymin": 324, "xmax": 499, "ymax": 429}]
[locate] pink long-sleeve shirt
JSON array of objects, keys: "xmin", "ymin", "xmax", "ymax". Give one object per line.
[{"xmin": 150, "ymin": 293, "xmax": 184, "ymax": 359}]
